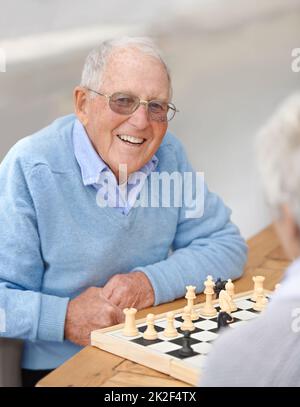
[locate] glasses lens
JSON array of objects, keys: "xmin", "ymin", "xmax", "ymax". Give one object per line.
[
  {"xmin": 148, "ymin": 101, "xmax": 168, "ymax": 122},
  {"xmin": 109, "ymin": 93, "xmax": 138, "ymax": 115}
]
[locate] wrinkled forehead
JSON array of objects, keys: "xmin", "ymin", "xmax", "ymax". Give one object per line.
[{"xmin": 100, "ymin": 47, "xmax": 170, "ymax": 100}]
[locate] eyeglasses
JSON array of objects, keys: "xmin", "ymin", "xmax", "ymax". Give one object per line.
[{"xmin": 86, "ymin": 88, "xmax": 178, "ymax": 122}]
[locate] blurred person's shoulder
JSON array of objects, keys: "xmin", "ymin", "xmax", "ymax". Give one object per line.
[{"xmin": 201, "ymin": 296, "xmax": 300, "ymax": 387}]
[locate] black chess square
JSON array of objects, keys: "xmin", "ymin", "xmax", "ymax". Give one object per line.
[
  {"xmin": 131, "ymin": 337, "xmax": 163, "ymax": 346},
  {"xmin": 167, "ymin": 348, "xmax": 199, "ymax": 359},
  {"xmin": 169, "ymin": 336, "xmax": 200, "ymax": 347}
]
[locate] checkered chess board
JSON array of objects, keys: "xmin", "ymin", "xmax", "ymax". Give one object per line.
[{"xmin": 91, "ymin": 290, "xmax": 271, "ymax": 386}]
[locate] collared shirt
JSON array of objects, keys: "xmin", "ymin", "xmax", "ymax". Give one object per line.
[{"xmin": 72, "ymin": 119, "xmax": 158, "ymax": 215}]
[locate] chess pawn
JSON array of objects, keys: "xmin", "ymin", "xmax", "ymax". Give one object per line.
[
  {"xmin": 143, "ymin": 314, "xmax": 158, "ymax": 340},
  {"xmin": 251, "ymin": 276, "xmax": 265, "ymax": 301},
  {"xmin": 275, "ymin": 283, "xmax": 281, "ymax": 291},
  {"xmin": 181, "ymin": 306, "xmax": 195, "ymax": 331},
  {"xmin": 201, "ymin": 275, "xmax": 217, "ymax": 317},
  {"xmin": 185, "ymin": 285, "xmax": 198, "ymax": 321},
  {"xmin": 253, "ymin": 287, "xmax": 268, "ymax": 312},
  {"xmin": 123, "ymin": 308, "xmax": 139, "ymax": 337},
  {"xmin": 163, "ymin": 311, "xmax": 178, "ymax": 338}
]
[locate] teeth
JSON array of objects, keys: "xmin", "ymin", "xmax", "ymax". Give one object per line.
[{"xmin": 118, "ymin": 134, "xmax": 144, "ymax": 144}]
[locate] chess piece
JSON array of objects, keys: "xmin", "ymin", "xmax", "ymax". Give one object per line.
[
  {"xmin": 163, "ymin": 311, "xmax": 178, "ymax": 338},
  {"xmin": 214, "ymin": 278, "xmax": 227, "ymax": 299},
  {"xmin": 219, "ymin": 290, "xmax": 233, "ymax": 314},
  {"xmin": 217, "ymin": 311, "xmax": 234, "ymax": 330},
  {"xmin": 123, "ymin": 308, "xmax": 139, "ymax": 337},
  {"xmin": 185, "ymin": 285, "xmax": 198, "ymax": 320},
  {"xmin": 251, "ymin": 276, "xmax": 265, "ymax": 301},
  {"xmin": 275, "ymin": 283, "xmax": 281, "ymax": 291},
  {"xmin": 178, "ymin": 331, "xmax": 195, "ymax": 357},
  {"xmin": 181, "ymin": 306, "xmax": 195, "ymax": 331},
  {"xmin": 200, "ymin": 275, "xmax": 217, "ymax": 317},
  {"xmin": 225, "ymin": 279, "xmax": 235, "ymax": 298},
  {"xmin": 253, "ymin": 287, "xmax": 268, "ymax": 311},
  {"xmin": 143, "ymin": 313, "xmax": 158, "ymax": 340}
]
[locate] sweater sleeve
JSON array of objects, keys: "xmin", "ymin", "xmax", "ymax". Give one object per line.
[
  {"xmin": 0, "ymin": 144, "xmax": 69, "ymax": 341},
  {"xmin": 133, "ymin": 138, "xmax": 248, "ymax": 305}
]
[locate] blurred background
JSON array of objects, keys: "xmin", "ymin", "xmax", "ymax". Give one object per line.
[{"xmin": 0, "ymin": 0, "xmax": 300, "ymax": 239}]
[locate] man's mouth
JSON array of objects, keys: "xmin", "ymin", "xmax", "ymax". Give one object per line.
[{"xmin": 117, "ymin": 134, "xmax": 146, "ymax": 145}]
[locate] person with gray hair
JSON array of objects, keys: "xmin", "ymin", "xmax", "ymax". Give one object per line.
[
  {"xmin": 0, "ymin": 36, "xmax": 247, "ymax": 386},
  {"xmin": 201, "ymin": 93, "xmax": 300, "ymax": 387}
]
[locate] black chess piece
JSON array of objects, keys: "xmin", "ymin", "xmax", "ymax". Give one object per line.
[
  {"xmin": 214, "ymin": 278, "xmax": 227, "ymax": 299},
  {"xmin": 178, "ymin": 331, "xmax": 195, "ymax": 357},
  {"xmin": 217, "ymin": 311, "xmax": 234, "ymax": 330}
]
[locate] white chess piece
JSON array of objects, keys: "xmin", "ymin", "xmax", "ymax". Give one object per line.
[
  {"xmin": 219, "ymin": 290, "xmax": 233, "ymax": 314},
  {"xmin": 251, "ymin": 276, "xmax": 265, "ymax": 301},
  {"xmin": 185, "ymin": 285, "xmax": 198, "ymax": 320},
  {"xmin": 225, "ymin": 279, "xmax": 235, "ymax": 298},
  {"xmin": 123, "ymin": 308, "xmax": 139, "ymax": 337},
  {"xmin": 200, "ymin": 275, "xmax": 217, "ymax": 317},
  {"xmin": 163, "ymin": 311, "xmax": 178, "ymax": 338},
  {"xmin": 143, "ymin": 314, "xmax": 158, "ymax": 340},
  {"xmin": 181, "ymin": 306, "xmax": 195, "ymax": 331},
  {"xmin": 253, "ymin": 287, "xmax": 268, "ymax": 311}
]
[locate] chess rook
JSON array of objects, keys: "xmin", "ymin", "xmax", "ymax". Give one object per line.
[
  {"xmin": 123, "ymin": 308, "xmax": 138, "ymax": 337},
  {"xmin": 185, "ymin": 285, "xmax": 198, "ymax": 320},
  {"xmin": 251, "ymin": 275, "xmax": 265, "ymax": 301}
]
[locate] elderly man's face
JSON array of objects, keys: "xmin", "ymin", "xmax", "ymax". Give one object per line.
[{"xmin": 76, "ymin": 48, "xmax": 170, "ymax": 180}]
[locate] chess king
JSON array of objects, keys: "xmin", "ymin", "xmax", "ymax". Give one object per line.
[{"xmin": 0, "ymin": 36, "xmax": 247, "ymax": 386}]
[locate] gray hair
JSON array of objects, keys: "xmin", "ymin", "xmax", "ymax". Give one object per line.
[
  {"xmin": 256, "ymin": 93, "xmax": 300, "ymax": 226},
  {"xmin": 80, "ymin": 36, "xmax": 172, "ymax": 99}
]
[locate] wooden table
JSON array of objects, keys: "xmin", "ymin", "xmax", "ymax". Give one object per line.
[{"xmin": 37, "ymin": 224, "xmax": 289, "ymax": 387}]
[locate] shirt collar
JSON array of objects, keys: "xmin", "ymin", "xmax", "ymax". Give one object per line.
[{"xmin": 73, "ymin": 118, "xmax": 159, "ymax": 186}]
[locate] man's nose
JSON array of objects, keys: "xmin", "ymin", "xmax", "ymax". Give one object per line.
[{"xmin": 127, "ymin": 104, "xmax": 150, "ymax": 129}]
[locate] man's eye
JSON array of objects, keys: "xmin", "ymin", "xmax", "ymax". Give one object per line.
[
  {"xmin": 115, "ymin": 97, "xmax": 134, "ymax": 106},
  {"xmin": 149, "ymin": 102, "xmax": 166, "ymax": 113}
]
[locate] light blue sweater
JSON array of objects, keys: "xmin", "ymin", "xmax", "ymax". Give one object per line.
[{"xmin": 0, "ymin": 114, "xmax": 247, "ymax": 369}]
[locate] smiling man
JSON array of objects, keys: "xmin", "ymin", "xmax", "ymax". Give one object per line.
[{"xmin": 0, "ymin": 37, "xmax": 247, "ymax": 386}]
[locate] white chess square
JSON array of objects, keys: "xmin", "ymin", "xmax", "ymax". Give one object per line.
[
  {"xmin": 192, "ymin": 342, "xmax": 213, "ymax": 355},
  {"xmin": 155, "ymin": 319, "xmax": 182, "ymax": 329},
  {"xmin": 147, "ymin": 341, "xmax": 181, "ymax": 353},
  {"xmin": 233, "ymin": 310, "xmax": 257, "ymax": 321},
  {"xmin": 235, "ymin": 299, "xmax": 254, "ymax": 310},
  {"xmin": 111, "ymin": 329, "xmax": 141, "ymax": 340},
  {"xmin": 191, "ymin": 330, "xmax": 218, "ymax": 342},
  {"xmin": 195, "ymin": 319, "xmax": 217, "ymax": 330}
]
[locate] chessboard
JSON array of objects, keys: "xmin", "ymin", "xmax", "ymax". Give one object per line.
[{"xmin": 91, "ymin": 289, "xmax": 272, "ymax": 386}]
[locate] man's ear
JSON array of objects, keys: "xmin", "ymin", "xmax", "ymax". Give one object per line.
[{"xmin": 73, "ymin": 86, "xmax": 89, "ymax": 126}]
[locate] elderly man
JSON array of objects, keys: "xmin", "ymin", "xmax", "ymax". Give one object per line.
[
  {"xmin": 0, "ymin": 37, "xmax": 247, "ymax": 386},
  {"xmin": 201, "ymin": 93, "xmax": 300, "ymax": 387}
]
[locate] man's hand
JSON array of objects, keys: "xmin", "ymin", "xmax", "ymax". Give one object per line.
[
  {"xmin": 64, "ymin": 287, "xmax": 124, "ymax": 346},
  {"xmin": 102, "ymin": 271, "xmax": 155, "ymax": 310}
]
